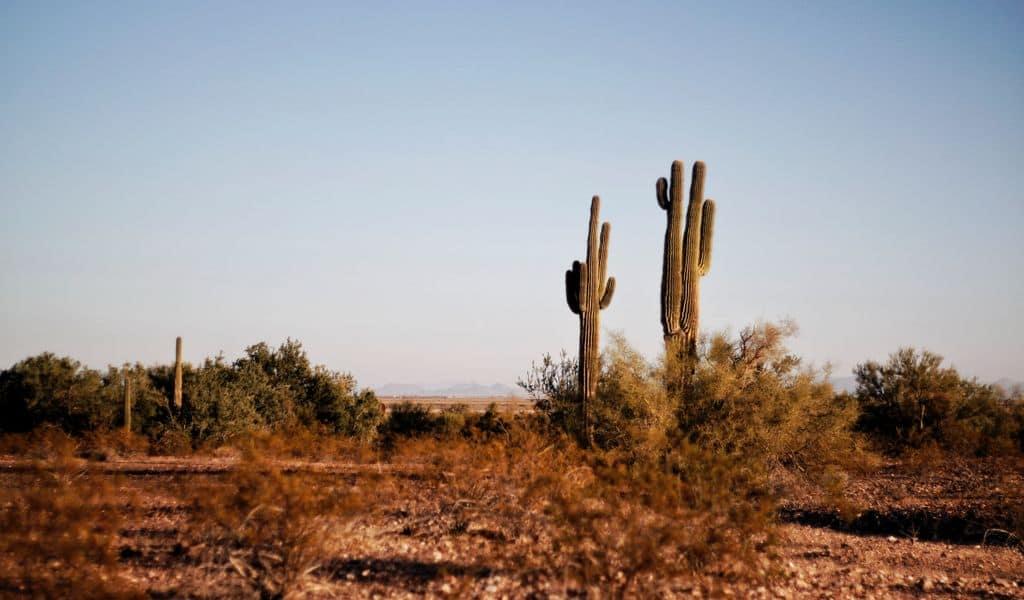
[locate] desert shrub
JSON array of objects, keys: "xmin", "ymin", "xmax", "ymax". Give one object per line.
[
  {"xmin": 535, "ymin": 447, "xmax": 775, "ymax": 596},
  {"xmin": 79, "ymin": 429, "xmax": 151, "ymax": 461},
  {"xmin": 0, "ymin": 340, "xmax": 382, "ymax": 448},
  {"xmin": 184, "ymin": 453, "xmax": 367, "ymax": 598},
  {"xmin": 380, "ymin": 401, "xmax": 436, "ymax": 440},
  {"xmin": 471, "ymin": 403, "xmax": 512, "ymax": 440},
  {"xmin": 379, "ymin": 402, "xmax": 512, "ymax": 448},
  {"xmin": 518, "ymin": 350, "xmax": 580, "ymax": 435},
  {"xmin": 854, "ymin": 348, "xmax": 1022, "ymax": 455},
  {"xmin": 592, "ymin": 333, "xmax": 675, "ymax": 459},
  {"xmin": 391, "ymin": 427, "xmax": 774, "ymax": 597},
  {"xmin": 0, "ymin": 463, "xmax": 140, "ymax": 597},
  {"xmin": 674, "ymin": 321, "xmax": 861, "ymax": 473},
  {"xmin": 0, "ymin": 424, "xmax": 80, "ymax": 459},
  {"xmin": 177, "ymin": 341, "xmax": 382, "ymax": 446},
  {"xmin": 302, "ymin": 367, "xmax": 383, "ymax": 439},
  {"xmin": 0, "ymin": 354, "xmax": 111, "ymax": 434},
  {"xmin": 519, "ymin": 336, "xmax": 674, "ymax": 458},
  {"xmin": 231, "ymin": 427, "xmax": 377, "ymax": 462},
  {"xmin": 180, "ymin": 356, "xmax": 265, "ymax": 445}
]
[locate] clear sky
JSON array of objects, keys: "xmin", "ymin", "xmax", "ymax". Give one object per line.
[{"xmin": 2, "ymin": 1, "xmax": 1022, "ymax": 388}]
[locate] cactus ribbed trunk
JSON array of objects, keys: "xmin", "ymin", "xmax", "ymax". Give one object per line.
[
  {"xmin": 123, "ymin": 369, "xmax": 132, "ymax": 434},
  {"xmin": 657, "ymin": 159, "xmax": 715, "ymax": 359},
  {"xmin": 565, "ymin": 196, "xmax": 615, "ymax": 447},
  {"xmin": 173, "ymin": 336, "xmax": 183, "ymax": 411}
]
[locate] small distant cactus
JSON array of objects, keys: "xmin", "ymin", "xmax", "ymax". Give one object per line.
[
  {"xmin": 565, "ymin": 196, "xmax": 615, "ymax": 447},
  {"xmin": 123, "ymin": 366, "xmax": 133, "ymax": 433},
  {"xmin": 174, "ymin": 337, "xmax": 183, "ymax": 411},
  {"xmin": 657, "ymin": 160, "xmax": 715, "ymax": 358}
]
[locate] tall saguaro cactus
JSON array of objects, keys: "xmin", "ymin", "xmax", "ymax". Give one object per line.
[
  {"xmin": 123, "ymin": 366, "xmax": 133, "ymax": 433},
  {"xmin": 565, "ymin": 196, "xmax": 616, "ymax": 446},
  {"xmin": 657, "ymin": 160, "xmax": 715, "ymax": 358},
  {"xmin": 173, "ymin": 337, "xmax": 183, "ymax": 411}
]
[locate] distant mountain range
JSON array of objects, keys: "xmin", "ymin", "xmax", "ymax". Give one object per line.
[{"xmin": 374, "ymin": 382, "xmax": 524, "ymax": 398}]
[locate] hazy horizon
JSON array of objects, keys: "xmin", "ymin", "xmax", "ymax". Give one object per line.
[{"xmin": 2, "ymin": 1, "xmax": 1022, "ymax": 388}]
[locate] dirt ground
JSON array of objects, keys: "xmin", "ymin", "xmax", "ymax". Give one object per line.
[{"xmin": 1, "ymin": 454, "xmax": 1021, "ymax": 599}]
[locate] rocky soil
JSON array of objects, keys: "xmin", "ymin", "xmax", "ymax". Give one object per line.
[{"xmin": 1, "ymin": 454, "xmax": 1021, "ymax": 598}]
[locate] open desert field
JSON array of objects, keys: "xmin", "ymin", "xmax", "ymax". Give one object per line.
[
  {"xmin": 4, "ymin": 2, "xmax": 1023, "ymax": 598},
  {"xmin": 1, "ymin": 445, "xmax": 1021, "ymax": 599}
]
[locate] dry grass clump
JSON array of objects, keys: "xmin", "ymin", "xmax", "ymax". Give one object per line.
[
  {"xmin": 529, "ymin": 446, "xmax": 775, "ymax": 598},
  {"xmin": 183, "ymin": 451, "xmax": 374, "ymax": 598},
  {"xmin": 0, "ymin": 424, "xmax": 81, "ymax": 460},
  {"xmin": 0, "ymin": 462, "xmax": 140, "ymax": 598},
  {"xmin": 386, "ymin": 425, "xmax": 775, "ymax": 597},
  {"xmin": 221, "ymin": 427, "xmax": 378, "ymax": 463}
]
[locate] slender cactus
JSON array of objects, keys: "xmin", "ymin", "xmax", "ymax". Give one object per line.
[
  {"xmin": 123, "ymin": 366, "xmax": 133, "ymax": 433},
  {"xmin": 657, "ymin": 160, "xmax": 715, "ymax": 358},
  {"xmin": 565, "ymin": 196, "xmax": 615, "ymax": 447},
  {"xmin": 173, "ymin": 336, "xmax": 183, "ymax": 411}
]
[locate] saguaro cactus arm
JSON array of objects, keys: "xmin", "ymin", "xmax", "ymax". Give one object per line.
[
  {"xmin": 600, "ymin": 276, "xmax": 616, "ymax": 309},
  {"xmin": 698, "ymin": 199, "xmax": 715, "ymax": 275},
  {"xmin": 566, "ymin": 266, "xmax": 580, "ymax": 314}
]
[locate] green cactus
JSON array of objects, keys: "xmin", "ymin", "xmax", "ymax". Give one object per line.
[
  {"xmin": 565, "ymin": 195, "xmax": 616, "ymax": 447},
  {"xmin": 123, "ymin": 366, "xmax": 133, "ymax": 433},
  {"xmin": 657, "ymin": 160, "xmax": 715, "ymax": 358},
  {"xmin": 174, "ymin": 336, "xmax": 183, "ymax": 411}
]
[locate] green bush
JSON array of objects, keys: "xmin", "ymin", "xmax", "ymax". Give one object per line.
[
  {"xmin": 0, "ymin": 354, "xmax": 110, "ymax": 434},
  {"xmin": 854, "ymin": 347, "xmax": 1023, "ymax": 455},
  {"xmin": 674, "ymin": 321, "xmax": 861, "ymax": 473},
  {"xmin": 521, "ymin": 322, "xmax": 856, "ymax": 471},
  {"xmin": 0, "ymin": 339, "xmax": 383, "ymax": 447},
  {"xmin": 379, "ymin": 402, "xmax": 515, "ymax": 447}
]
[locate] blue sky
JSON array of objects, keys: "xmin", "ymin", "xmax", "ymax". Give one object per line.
[{"xmin": 2, "ymin": 1, "xmax": 1022, "ymax": 387}]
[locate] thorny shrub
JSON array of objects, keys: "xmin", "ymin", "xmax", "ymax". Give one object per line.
[
  {"xmin": 673, "ymin": 321, "xmax": 863, "ymax": 474},
  {"xmin": 184, "ymin": 452, "xmax": 375, "ymax": 599},
  {"xmin": 519, "ymin": 334, "xmax": 675, "ymax": 459},
  {"xmin": 387, "ymin": 427, "xmax": 775, "ymax": 597},
  {"xmin": 0, "ymin": 458, "xmax": 140, "ymax": 597}
]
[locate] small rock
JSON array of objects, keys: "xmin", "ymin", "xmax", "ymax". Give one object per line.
[
  {"xmin": 918, "ymin": 577, "xmax": 934, "ymax": 592},
  {"xmin": 886, "ymin": 536, "xmax": 898, "ymax": 542}
]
